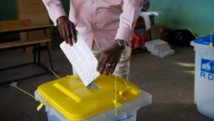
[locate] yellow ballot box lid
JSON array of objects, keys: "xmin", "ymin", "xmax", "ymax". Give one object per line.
[{"xmin": 37, "ymin": 74, "xmax": 141, "ymax": 120}]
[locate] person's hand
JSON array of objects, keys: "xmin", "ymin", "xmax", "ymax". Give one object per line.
[
  {"xmin": 57, "ymin": 16, "xmax": 77, "ymax": 46},
  {"xmin": 97, "ymin": 41, "xmax": 124, "ymax": 75}
]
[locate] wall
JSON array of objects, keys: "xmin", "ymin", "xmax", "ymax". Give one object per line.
[
  {"xmin": 0, "ymin": 0, "xmax": 69, "ymax": 21},
  {"xmin": 149, "ymin": 0, "xmax": 214, "ymax": 36},
  {"xmin": 0, "ymin": 0, "xmax": 18, "ymax": 21}
]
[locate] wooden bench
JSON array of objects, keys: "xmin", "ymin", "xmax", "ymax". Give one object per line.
[
  {"xmin": 0, "ymin": 39, "xmax": 50, "ymax": 49},
  {"xmin": 0, "ymin": 19, "xmax": 31, "ymax": 31},
  {"xmin": 0, "ymin": 19, "xmax": 54, "ymax": 85}
]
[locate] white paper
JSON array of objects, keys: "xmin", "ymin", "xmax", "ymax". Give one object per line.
[
  {"xmin": 60, "ymin": 34, "xmax": 100, "ymax": 86},
  {"xmin": 139, "ymin": 12, "xmax": 151, "ymax": 30},
  {"xmin": 139, "ymin": 11, "xmax": 162, "ymax": 30},
  {"xmin": 143, "ymin": 11, "xmax": 161, "ymax": 16}
]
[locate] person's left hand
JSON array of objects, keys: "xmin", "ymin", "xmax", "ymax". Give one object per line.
[{"xmin": 97, "ymin": 41, "xmax": 124, "ymax": 75}]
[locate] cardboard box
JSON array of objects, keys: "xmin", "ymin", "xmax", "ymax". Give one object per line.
[{"xmin": 150, "ymin": 24, "xmax": 170, "ymax": 40}]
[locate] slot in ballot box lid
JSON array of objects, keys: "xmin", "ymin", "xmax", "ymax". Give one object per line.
[{"xmin": 37, "ymin": 74, "xmax": 141, "ymax": 121}]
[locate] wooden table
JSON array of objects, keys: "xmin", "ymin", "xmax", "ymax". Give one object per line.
[
  {"xmin": 0, "ymin": 24, "xmax": 54, "ymax": 40},
  {"xmin": 0, "ymin": 24, "xmax": 55, "ymax": 85}
]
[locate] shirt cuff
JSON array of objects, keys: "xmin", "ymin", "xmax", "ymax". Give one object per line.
[
  {"xmin": 115, "ymin": 27, "xmax": 133, "ymax": 42},
  {"xmin": 51, "ymin": 5, "xmax": 67, "ymax": 26}
]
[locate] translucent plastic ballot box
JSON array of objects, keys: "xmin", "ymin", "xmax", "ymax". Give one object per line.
[
  {"xmin": 34, "ymin": 74, "xmax": 152, "ymax": 121},
  {"xmin": 191, "ymin": 34, "xmax": 214, "ymax": 119}
]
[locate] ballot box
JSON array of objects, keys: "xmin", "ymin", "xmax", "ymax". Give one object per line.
[
  {"xmin": 35, "ymin": 74, "xmax": 152, "ymax": 121},
  {"xmin": 191, "ymin": 34, "xmax": 214, "ymax": 119}
]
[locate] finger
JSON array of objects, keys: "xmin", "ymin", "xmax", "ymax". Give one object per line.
[
  {"xmin": 97, "ymin": 54, "xmax": 104, "ymax": 72},
  {"xmin": 68, "ymin": 34, "xmax": 72, "ymax": 38},
  {"xmin": 97, "ymin": 54, "xmax": 107, "ymax": 74},
  {"xmin": 65, "ymin": 24, "xmax": 73, "ymax": 46},
  {"xmin": 70, "ymin": 25, "xmax": 77, "ymax": 43},
  {"xmin": 58, "ymin": 26, "xmax": 66, "ymax": 43},
  {"xmin": 105, "ymin": 64, "xmax": 111, "ymax": 76},
  {"xmin": 97, "ymin": 54, "xmax": 109, "ymax": 74},
  {"xmin": 100, "ymin": 56, "xmax": 110, "ymax": 75},
  {"xmin": 105, "ymin": 58, "xmax": 114, "ymax": 76},
  {"xmin": 59, "ymin": 25, "xmax": 68, "ymax": 44},
  {"xmin": 109, "ymin": 60, "xmax": 119, "ymax": 74}
]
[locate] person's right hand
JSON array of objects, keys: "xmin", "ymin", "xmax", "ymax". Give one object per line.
[{"xmin": 57, "ymin": 16, "xmax": 77, "ymax": 46}]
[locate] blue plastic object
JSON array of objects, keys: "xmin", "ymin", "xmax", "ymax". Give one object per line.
[{"xmin": 194, "ymin": 34, "xmax": 214, "ymax": 45}]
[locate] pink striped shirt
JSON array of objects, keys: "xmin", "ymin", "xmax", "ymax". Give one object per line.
[{"xmin": 42, "ymin": 0, "xmax": 143, "ymax": 50}]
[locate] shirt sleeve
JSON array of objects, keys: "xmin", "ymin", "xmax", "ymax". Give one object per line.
[
  {"xmin": 42, "ymin": 0, "xmax": 67, "ymax": 26},
  {"xmin": 115, "ymin": 0, "xmax": 143, "ymax": 42}
]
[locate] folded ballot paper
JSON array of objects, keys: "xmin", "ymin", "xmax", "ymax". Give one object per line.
[{"xmin": 60, "ymin": 34, "xmax": 100, "ymax": 86}]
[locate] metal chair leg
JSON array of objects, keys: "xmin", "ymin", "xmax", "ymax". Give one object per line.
[{"xmin": 38, "ymin": 44, "xmax": 41, "ymax": 64}]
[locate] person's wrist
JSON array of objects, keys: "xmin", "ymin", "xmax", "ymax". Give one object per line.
[
  {"xmin": 114, "ymin": 39, "xmax": 127, "ymax": 49},
  {"xmin": 57, "ymin": 16, "xmax": 68, "ymax": 25}
]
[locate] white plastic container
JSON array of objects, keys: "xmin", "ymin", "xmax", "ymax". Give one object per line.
[
  {"xmin": 145, "ymin": 39, "xmax": 168, "ymax": 50},
  {"xmin": 145, "ymin": 39, "xmax": 174, "ymax": 58},
  {"xmin": 147, "ymin": 45, "xmax": 171, "ymax": 54},
  {"xmin": 191, "ymin": 34, "xmax": 214, "ymax": 119},
  {"xmin": 150, "ymin": 49, "xmax": 175, "ymax": 58},
  {"xmin": 35, "ymin": 90, "xmax": 152, "ymax": 121}
]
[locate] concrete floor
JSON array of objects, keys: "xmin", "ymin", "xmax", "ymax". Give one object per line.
[{"xmin": 0, "ymin": 44, "xmax": 213, "ymax": 121}]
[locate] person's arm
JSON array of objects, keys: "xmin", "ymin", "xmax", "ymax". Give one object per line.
[
  {"xmin": 42, "ymin": 0, "xmax": 66, "ymax": 25},
  {"xmin": 115, "ymin": 0, "xmax": 143, "ymax": 43},
  {"xmin": 42, "ymin": 0, "xmax": 77, "ymax": 45},
  {"xmin": 97, "ymin": 0, "xmax": 143, "ymax": 75}
]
